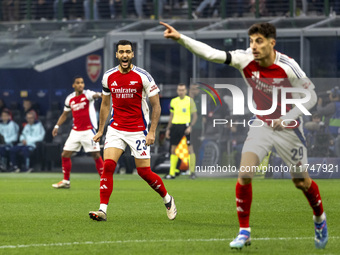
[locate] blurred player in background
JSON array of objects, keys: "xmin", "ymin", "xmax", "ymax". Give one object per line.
[
  {"xmin": 89, "ymin": 40, "xmax": 177, "ymax": 221},
  {"xmin": 164, "ymin": 83, "xmax": 197, "ymax": 179},
  {"xmin": 161, "ymin": 21, "xmax": 327, "ymax": 250},
  {"xmin": 52, "ymin": 76, "xmax": 104, "ymax": 189}
]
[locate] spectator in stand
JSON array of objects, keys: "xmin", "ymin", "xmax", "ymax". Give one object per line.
[
  {"xmin": 0, "ymin": 99, "xmax": 6, "ymax": 117},
  {"xmin": 84, "ymin": 0, "xmax": 99, "ymax": 19},
  {"xmin": 9, "ymin": 111, "xmax": 45, "ymax": 173},
  {"xmin": 63, "ymin": 0, "xmax": 84, "ymax": 20},
  {"xmin": 53, "ymin": 0, "xmax": 68, "ymax": 19},
  {"xmin": 304, "ymin": 112, "xmax": 334, "ymax": 157},
  {"xmin": 192, "ymin": 0, "xmax": 219, "ymax": 19},
  {"xmin": 134, "ymin": 0, "xmax": 166, "ymax": 19},
  {"xmin": 304, "ymin": 112, "xmax": 323, "ymax": 138},
  {"xmin": 0, "ymin": 109, "xmax": 19, "ymax": 172},
  {"xmin": 35, "ymin": 0, "xmax": 54, "ymax": 20},
  {"xmin": 317, "ymin": 86, "xmax": 340, "ymax": 156},
  {"xmin": 21, "ymin": 99, "xmax": 38, "ymax": 126},
  {"xmin": 1, "ymin": 0, "xmax": 19, "ymax": 21},
  {"xmin": 189, "ymin": 84, "xmax": 203, "ymax": 153}
]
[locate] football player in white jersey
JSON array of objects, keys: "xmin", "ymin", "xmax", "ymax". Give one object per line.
[{"xmin": 160, "ymin": 21, "xmax": 327, "ymax": 250}]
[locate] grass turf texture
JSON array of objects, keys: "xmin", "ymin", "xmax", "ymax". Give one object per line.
[{"xmin": 0, "ymin": 173, "xmax": 339, "ymax": 255}]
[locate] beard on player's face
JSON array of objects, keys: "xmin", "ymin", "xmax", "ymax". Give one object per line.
[
  {"xmin": 76, "ymin": 86, "xmax": 84, "ymax": 93},
  {"xmin": 119, "ymin": 57, "xmax": 132, "ymax": 70},
  {"xmin": 254, "ymin": 44, "xmax": 271, "ymax": 61},
  {"xmin": 73, "ymin": 80, "xmax": 84, "ymax": 94}
]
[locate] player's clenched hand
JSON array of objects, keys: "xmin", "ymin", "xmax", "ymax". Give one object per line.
[
  {"xmin": 93, "ymin": 131, "xmax": 103, "ymax": 143},
  {"xmin": 160, "ymin": 21, "xmax": 180, "ymax": 40},
  {"xmin": 272, "ymin": 119, "xmax": 284, "ymax": 131},
  {"xmin": 52, "ymin": 128, "xmax": 58, "ymax": 137},
  {"xmin": 145, "ymin": 132, "xmax": 155, "ymax": 146}
]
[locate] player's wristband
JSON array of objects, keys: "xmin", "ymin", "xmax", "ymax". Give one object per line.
[{"xmin": 54, "ymin": 125, "xmax": 59, "ymax": 129}]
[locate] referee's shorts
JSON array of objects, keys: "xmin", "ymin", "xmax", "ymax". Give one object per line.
[{"xmin": 170, "ymin": 124, "xmax": 191, "ymax": 146}]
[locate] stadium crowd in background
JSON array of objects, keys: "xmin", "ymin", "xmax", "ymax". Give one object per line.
[
  {"xmin": 9, "ymin": 110, "xmax": 45, "ymax": 173},
  {"xmin": 0, "ymin": 109, "xmax": 19, "ymax": 172},
  {"xmin": 0, "ymin": 99, "xmax": 6, "ymax": 117},
  {"xmin": 316, "ymin": 86, "xmax": 340, "ymax": 157},
  {"xmin": 1, "ymin": 0, "xmax": 339, "ymax": 21},
  {"xmin": 21, "ymin": 99, "xmax": 38, "ymax": 125}
]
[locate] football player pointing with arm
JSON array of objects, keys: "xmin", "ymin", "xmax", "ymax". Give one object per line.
[
  {"xmin": 160, "ymin": 21, "xmax": 327, "ymax": 250},
  {"xmin": 90, "ymin": 40, "xmax": 176, "ymax": 222}
]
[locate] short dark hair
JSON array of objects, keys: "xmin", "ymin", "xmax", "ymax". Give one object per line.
[
  {"xmin": 248, "ymin": 23, "xmax": 276, "ymax": 39},
  {"xmin": 72, "ymin": 75, "xmax": 83, "ymax": 83},
  {"xmin": 2, "ymin": 108, "xmax": 11, "ymax": 115},
  {"xmin": 116, "ymin": 40, "xmax": 133, "ymax": 52},
  {"xmin": 177, "ymin": 83, "xmax": 187, "ymax": 89}
]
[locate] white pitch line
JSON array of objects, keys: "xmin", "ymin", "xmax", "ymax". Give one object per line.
[{"xmin": 1, "ymin": 236, "xmax": 339, "ymax": 249}]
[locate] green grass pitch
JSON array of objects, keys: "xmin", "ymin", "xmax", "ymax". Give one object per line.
[{"xmin": 0, "ymin": 173, "xmax": 339, "ymax": 255}]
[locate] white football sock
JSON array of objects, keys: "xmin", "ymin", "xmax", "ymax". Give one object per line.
[
  {"xmin": 313, "ymin": 212, "xmax": 326, "ymax": 223},
  {"xmin": 240, "ymin": 227, "xmax": 251, "ymax": 233},
  {"xmin": 99, "ymin": 204, "xmax": 108, "ymax": 213},
  {"xmin": 163, "ymin": 193, "xmax": 171, "ymax": 204}
]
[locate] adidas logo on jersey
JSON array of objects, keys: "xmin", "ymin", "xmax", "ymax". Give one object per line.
[
  {"xmin": 140, "ymin": 151, "xmax": 147, "ymax": 156},
  {"xmin": 100, "ymin": 184, "xmax": 108, "ymax": 189},
  {"xmin": 252, "ymin": 71, "xmax": 260, "ymax": 79},
  {"xmin": 111, "ymin": 81, "xmax": 118, "ymax": 86},
  {"xmin": 81, "ymin": 97, "xmax": 86, "ymax": 101}
]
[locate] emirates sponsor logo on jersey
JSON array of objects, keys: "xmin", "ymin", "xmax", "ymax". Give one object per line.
[
  {"xmin": 86, "ymin": 54, "xmax": 102, "ymax": 83},
  {"xmin": 251, "ymin": 74, "xmax": 274, "ymax": 94},
  {"xmin": 70, "ymin": 101, "xmax": 87, "ymax": 111},
  {"xmin": 111, "ymin": 88, "xmax": 137, "ymax": 93},
  {"xmin": 111, "ymin": 87, "xmax": 137, "ymax": 99}
]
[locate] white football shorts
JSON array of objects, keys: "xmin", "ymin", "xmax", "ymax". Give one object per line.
[
  {"xmin": 242, "ymin": 118, "xmax": 307, "ymax": 168},
  {"xmin": 63, "ymin": 129, "xmax": 100, "ymax": 152},
  {"xmin": 104, "ymin": 126, "xmax": 150, "ymax": 159}
]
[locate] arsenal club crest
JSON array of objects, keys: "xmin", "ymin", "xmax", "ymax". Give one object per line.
[{"xmin": 86, "ymin": 54, "xmax": 102, "ymax": 83}]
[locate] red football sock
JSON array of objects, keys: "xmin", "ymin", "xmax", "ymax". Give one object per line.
[
  {"xmin": 99, "ymin": 159, "xmax": 117, "ymax": 205},
  {"xmin": 137, "ymin": 167, "xmax": 167, "ymax": 197},
  {"xmin": 95, "ymin": 157, "xmax": 104, "ymax": 176},
  {"xmin": 303, "ymin": 180, "xmax": 324, "ymax": 216},
  {"xmin": 62, "ymin": 157, "xmax": 72, "ymax": 181},
  {"xmin": 236, "ymin": 181, "xmax": 252, "ymax": 228}
]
